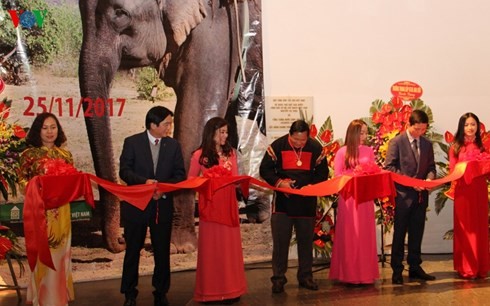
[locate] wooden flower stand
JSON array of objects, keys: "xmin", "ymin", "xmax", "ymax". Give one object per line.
[{"xmin": 0, "ymin": 252, "xmax": 22, "ymax": 301}]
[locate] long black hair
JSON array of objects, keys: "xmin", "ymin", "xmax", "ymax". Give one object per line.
[
  {"xmin": 452, "ymin": 112, "xmax": 484, "ymax": 157},
  {"xmin": 196, "ymin": 117, "xmax": 233, "ymax": 168}
]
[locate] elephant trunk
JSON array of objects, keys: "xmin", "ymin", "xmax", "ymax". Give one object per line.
[{"xmin": 79, "ymin": 0, "xmax": 125, "ymax": 253}]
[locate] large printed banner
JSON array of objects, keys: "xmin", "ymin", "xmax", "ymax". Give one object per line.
[
  {"xmin": 0, "ymin": 1, "xmax": 267, "ymax": 255},
  {"xmin": 0, "ymin": 0, "xmax": 265, "ymax": 188}
]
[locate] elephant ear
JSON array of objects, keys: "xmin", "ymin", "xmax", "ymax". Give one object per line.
[{"xmin": 159, "ymin": 0, "xmax": 207, "ymax": 47}]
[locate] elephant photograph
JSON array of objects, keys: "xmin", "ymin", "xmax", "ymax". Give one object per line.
[
  {"xmin": 0, "ymin": 0, "xmax": 269, "ymax": 280},
  {"xmin": 1, "ymin": 0, "xmax": 268, "ymax": 255},
  {"xmin": 78, "ymin": 0, "xmax": 266, "ymax": 254}
]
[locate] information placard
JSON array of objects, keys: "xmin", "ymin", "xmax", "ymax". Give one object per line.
[{"xmin": 265, "ymin": 96, "xmax": 313, "ymax": 143}]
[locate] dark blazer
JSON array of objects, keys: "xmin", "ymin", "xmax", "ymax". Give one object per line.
[
  {"xmin": 384, "ymin": 131, "xmax": 436, "ymax": 205},
  {"xmin": 119, "ymin": 131, "xmax": 186, "ymax": 225}
]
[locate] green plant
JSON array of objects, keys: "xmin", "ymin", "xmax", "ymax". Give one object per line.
[
  {"xmin": 136, "ymin": 67, "xmax": 174, "ymax": 101},
  {"xmin": 0, "ymin": 225, "xmax": 25, "ymax": 276},
  {"xmin": 0, "ymin": 2, "xmax": 17, "ymax": 48},
  {"xmin": 364, "ymin": 98, "xmax": 446, "ymax": 233},
  {"xmin": 1, "ymin": 0, "xmax": 55, "ymax": 63},
  {"xmin": 48, "ymin": 3, "xmax": 82, "ymax": 77},
  {"xmin": 299, "ymin": 111, "xmax": 342, "ymax": 258},
  {"xmin": 0, "ymin": 0, "xmax": 81, "ymax": 73},
  {"xmin": 0, "ymin": 98, "xmax": 27, "ymax": 201}
]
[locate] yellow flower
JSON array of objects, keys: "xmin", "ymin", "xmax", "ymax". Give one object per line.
[
  {"xmin": 378, "ymin": 130, "xmax": 400, "ymax": 160},
  {"xmin": 381, "ymin": 130, "xmax": 400, "ymax": 140}
]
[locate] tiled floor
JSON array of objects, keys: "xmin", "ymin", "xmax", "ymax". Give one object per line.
[{"xmin": 1, "ymin": 255, "xmax": 489, "ymax": 306}]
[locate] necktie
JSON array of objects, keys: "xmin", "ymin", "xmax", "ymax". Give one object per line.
[
  {"xmin": 151, "ymin": 139, "xmax": 160, "ymax": 174},
  {"xmin": 412, "ymin": 139, "xmax": 419, "ymax": 164}
]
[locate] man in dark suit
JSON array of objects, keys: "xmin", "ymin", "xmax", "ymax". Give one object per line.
[
  {"xmin": 119, "ymin": 106, "xmax": 186, "ymax": 306},
  {"xmin": 384, "ymin": 109, "xmax": 436, "ymax": 285}
]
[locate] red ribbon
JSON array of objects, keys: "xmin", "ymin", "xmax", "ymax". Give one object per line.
[
  {"xmin": 23, "ymin": 173, "xmax": 95, "ymax": 271},
  {"xmin": 340, "ymin": 171, "xmax": 396, "ymax": 203},
  {"xmin": 391, "ymin": 159, "xmax": 490, "ymax": 189},
  {"xmin": 23, "ymin": 159, "xmax": 490, "ymax": 272},
  {"xmin": 195, "ymin": 176, "xmax": 251, "ymax": 226},
  {"xmin": 88, "ymin": 174, "xmax": 155, "ymax": 210}
]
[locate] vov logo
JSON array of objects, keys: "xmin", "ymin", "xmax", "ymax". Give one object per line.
[{"xmin": 8, "ymin": 9, "xmax": 47, "ymax": 29}]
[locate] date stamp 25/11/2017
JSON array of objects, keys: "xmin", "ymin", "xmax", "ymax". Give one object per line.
[{"xmin": 22, "ymin": 96, "xmax": 126, "ymax": 118}]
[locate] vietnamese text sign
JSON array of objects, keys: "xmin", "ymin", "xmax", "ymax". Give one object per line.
[{"xmin": 265, "ymin": 96, "xmax": 313, "ymax": 143}]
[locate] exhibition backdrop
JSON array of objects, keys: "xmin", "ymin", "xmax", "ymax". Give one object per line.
[
  {"xmin": 2, "ymin": 0, "xmax": 490, "ymax": 259},
  {"xmin": 0, "ymin": 0, "xmax": 269, "ymax": 257}
]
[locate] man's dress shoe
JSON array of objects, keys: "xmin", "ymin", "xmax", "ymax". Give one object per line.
[
  {"xmin": 154, "ymin": 295, "xmax": 169, "ymax": 306},
  {"xmin": 409, "ymin": 267, "xmax": 436, "ymax": 281},
  {"xmin": 272, "ymin": 281, "xmax": 284, "ymax": 293},
  {"xmin": 123, "ymin": 298, "xmax": 136, "ymax": 306},
  {"xmin": 299, "ymin": 279, "xmax": 319, "ymax": 291},
  {"xmin": 392, "ymin": 273, "xmax": 403, "ymax": 285}
]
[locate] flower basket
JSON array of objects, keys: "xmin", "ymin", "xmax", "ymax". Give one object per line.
[
  {"xmin": 0, "ymin": 97, "xmax": 27, "ymax": 201},
  {"xmin": 0, "ymin": 225, "xmax": 24, "ymax": 276},
  {"xmin": 364, "ymin": 98, "xmax": 446, "ymax": 233},
  {"xmin": 300, "ymin": 110, "xmax": 341, "ymax": 258}
]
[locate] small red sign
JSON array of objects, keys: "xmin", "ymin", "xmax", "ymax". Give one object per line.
[
  {"xmin": 0, "ymin": 78, "xmax": 4, "ymax": 95},
  {"xmin": 391, "ymin": 81, "xmax": 423, "ymax": 101}
]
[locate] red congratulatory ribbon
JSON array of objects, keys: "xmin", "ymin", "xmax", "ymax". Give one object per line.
[{"xmin": 23, "ymin": 159, "xmax": 490, "ymax": 271}]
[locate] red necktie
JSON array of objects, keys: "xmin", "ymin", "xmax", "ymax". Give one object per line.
[{"xmin": 155, "ymin": 139, "xmax": 159, "ymax": 145}]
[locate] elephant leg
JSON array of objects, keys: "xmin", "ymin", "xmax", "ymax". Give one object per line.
[
  {"xmin": 82, "ymin": 109, "xmax": 125, "ymax": 253},
  {"xmin": 78, "ymin": 0, "xmax": 128, "ymax": 253},
  {"xmin": 169, "ymin": 190, "xmax": 197, "ymax": 254},
  {"xmin": 165, "ymin": 1, "xmax": 242, "ymax": 253}
]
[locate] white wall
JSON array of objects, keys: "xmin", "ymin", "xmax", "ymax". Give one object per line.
[
  {"xmin": 262, "ymin": 0, "xmax": 490, "ymax": 253},
  {"xmin": 263, "ymin": 0, "xmax": 490, "ymax": 133}
]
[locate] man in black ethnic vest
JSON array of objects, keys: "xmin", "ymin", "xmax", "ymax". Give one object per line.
[{"xmin": 260, "ymin": 120, "xmax": 328, "ymax": 293}]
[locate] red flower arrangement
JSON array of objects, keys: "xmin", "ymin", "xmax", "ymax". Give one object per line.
[
  {"xmin": 307, "ymin": 117, "xmax": 341, "ymax": 174},
  {"xmin": 371, "ymin": 98, "xmax": 413, "ymax": 138},
  {"xmin": 301, "ymin": 110, "xmax": 340, "ymax": 258},
  {"xmin": 0, "ymin": 225, "xmax": 24, "ymax": 275},
  {"xmin": 367, "ymin": 98, "xmax": 412, "ymax": 233},
  {"xmin": 0, "ymin": 99, "xmax": 11, "ymax": 120},
  {"xmin": 366, "ymin": 98, "xmax": 445, "ymax": 233},
  {"xmin": 313, "ymin": 212, "xmax": 334, "ymax": 250},
  {"xmin": 0, "ymin": 97, "xmax": 28, "ymax": 201},
  {"xmin": 375, "ymin": 197, "xmax": 395, "ymax": 232},
  {"xmin": 310, "ymin": 123, "xmax": 333, "ymax": 145},
  {"xmin": 368, "ymin": 98, "xmax": 413, "ymax": 165},
  {"xmin": 0, "ymin": 235, "xmax": 13, "ymax": 260}
]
